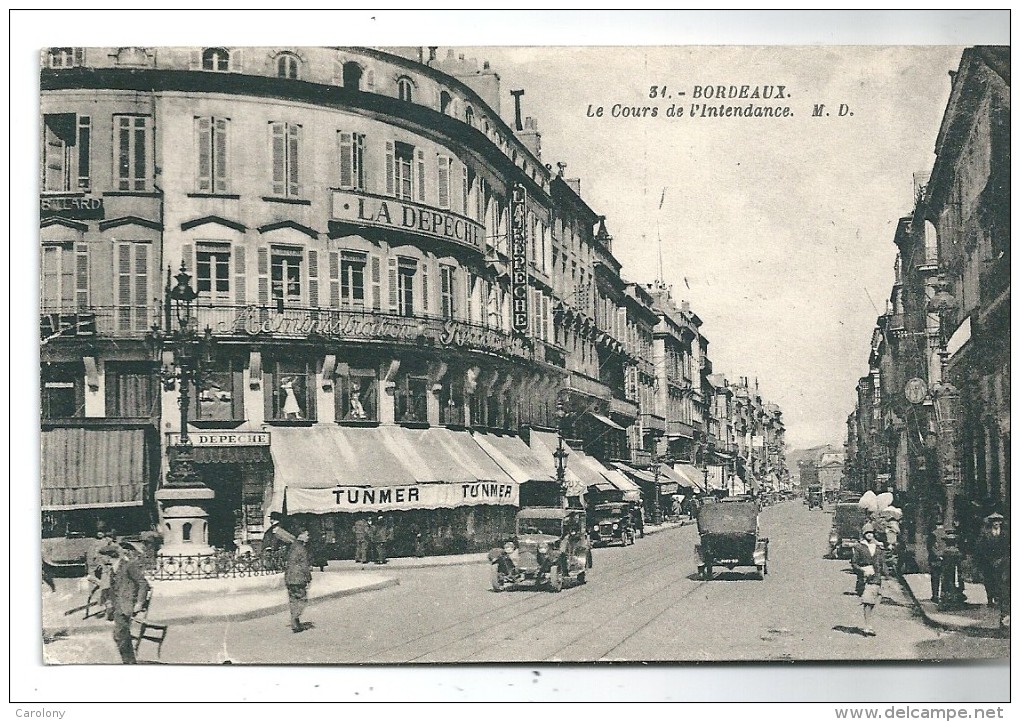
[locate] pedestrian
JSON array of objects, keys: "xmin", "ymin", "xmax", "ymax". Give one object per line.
[
  {"xmin": 371, "ymin": 514, "xmax": 391, "ymax": 564},
  {"xmin": 353, "ymin": 516, "xmax": 369, "ymax": 564},
  {"xmin": 411, "ymin": 522, "xmax": 426, "ymax": 558},
  {"xmin": 308, "ymin": 525, "xmax": 328, "ymax": 573},
  {"xmin": 973, "ymin": 512, "xmax": 1009, "ymax": 608},
  {"xmin": 285, "ymin": 528, "xmax": 313, "ymax": 633},
  {"xmin": 103, "ymin": 543, "xmax": 150, "ymax": 664},
  {"xmin": 851, "ymin": 523, "xmax": 887, "ymax": 636},
  {"xmin": 264, "ymin": 512, "xmax": 296, "ymax": 567}
]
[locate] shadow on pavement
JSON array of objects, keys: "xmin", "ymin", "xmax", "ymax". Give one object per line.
[{"xmin": 832, "ymin": 624, "xmax": 871, "ymax": 638}]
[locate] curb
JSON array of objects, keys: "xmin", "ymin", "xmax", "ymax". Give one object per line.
[
  {"xmin": 43, "ymin": 577, "xmax": 399, "ymax": 638},
  {"xmin": 896, "ymin": 575, "xmax": 1005, "ymax": 637}
]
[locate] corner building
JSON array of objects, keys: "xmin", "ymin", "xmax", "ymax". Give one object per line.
[{"xmin": 40, "ymin": 46, "xmax": 604, "ymax": 557}]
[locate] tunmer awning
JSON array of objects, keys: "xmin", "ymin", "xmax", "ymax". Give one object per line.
[{"xmin": 41, "ymin": 426, "xmax": 153, "ymax": 510}]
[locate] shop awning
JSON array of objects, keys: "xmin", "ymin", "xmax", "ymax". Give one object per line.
[
  {"xmin": 656, "ymin": 464, "xmax": 695, "ymax": 494},
  {"xmin": 41, "ymin": 426, "xmax": 153, "ymax": 510},
  {"xmin": 670, "ymin": 464, "xmax": 708, "ymax": 493},
  {"xmin": 270, "ymin": 425, "xmax": 517, "ymax": 514},
  {"xmin": 472, "ymin": 432, "xmax": 555, "ymax": 484},
  {"xmin": 588, "ymin": 412, "xmax": 625, "ymax": 431},
  {"xmin": 611, "ymin": 461, "xmax": 679, "ymax": 496}
]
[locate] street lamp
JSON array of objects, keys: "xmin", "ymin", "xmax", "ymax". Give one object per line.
[
  {"xmin": 154, "ymin": 262, "xmax": 216, "ymax": 557},
  {"xmin": 553, "ymin": 399, "xmax": 570, "ymax": 508},
  {"xmin": 927, "ymin": 275, "xmax": 960, "ymax": 530}
]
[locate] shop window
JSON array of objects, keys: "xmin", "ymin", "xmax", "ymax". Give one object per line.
[
  {"xmin": 270, "ymin": 121, "xmax": 301, "ymax": 197},
  {"xmin": 105, "ymin": 361, "xmax": 157, "ymax": 418},
  {"xmin": 191, "ymin": 360, "xmax": 244, "ymax": 422},
  {"xmin": 470, "ymin": 391, "xmax": 486, "ymax": 428},
  {"xmin": 196, "ymin": 243, "xmax": 231, "ymax": 302},
  {"xmin": 265, "ymin": 361, "xmax": 316, "ymax": 422},
  {"xmin": 202, "ymin": 47, "xmax": 230, "ymax": 72},
  {"xmin": 340, "ymin": 251, "xmax": 366, "ymax": 308},
  {"xmin": 342, "ymin": 61, "xmax": 362, "ymax": 90},
  {"xmin": 270, "ymin": 247, "xmax": 303, "ymax": 307},
  {"xmin": 47, "ymin": 47, "xmax": 84, "ymax": 68},
  {"xmin": 397, "ymin": 76, "xmax": 414, "ymax": 102},
  {"xmin": 395, "ymin": 375, "xmax": 428, "ymax": 424},
  {"xmin": 195, "ymin": 117, "xmax": 229, "ymax": 193},
  {"xmin": 114, "ymin": 115, "xmax": 150, "ymax": 191},
  {"xmin": 41, "ymin": 363, "xmax": 85, "ymax": 419},
  {"xmin": 276, "ymin": 53, "xmax": 300, "ymax": 79},
  {"xmin": 337, "ymin": 131, "xmax": 365, "ymax": 191},
  {"xmin": 42, "ymin": 113, "xmax": 90, "ymax": 192},
  {"xmin": 335, "ymin": 368, "xmax": 378, "ymax": 422},
  {"xmin": 440, "ymin": 379, "xmax": 466, "ymax": 426},
  {"xmin": 440, "ymin": 265, "xmax": 456, "ymax": 319}
]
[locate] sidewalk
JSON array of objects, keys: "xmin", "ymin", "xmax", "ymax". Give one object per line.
[
  {"xmin": 43, "ymin": 521, "xmax": 690, "ymax": 639},
  {"xmin": 899, "ymin": 573, "xmax": 1007, "ymax": 636}
]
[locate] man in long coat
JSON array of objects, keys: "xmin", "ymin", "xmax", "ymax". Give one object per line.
[
  {"xmin": 285, "ymin": 528, "xmax": 313, "ymax": 633},
  {"xmin": 104, "ymin": 543, "xmax": 150, "ymax": 664}
]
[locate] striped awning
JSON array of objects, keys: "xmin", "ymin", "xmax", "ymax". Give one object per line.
[{"xmin": 41, "ymin": 427, "xmax": 153, "ymax": 510}]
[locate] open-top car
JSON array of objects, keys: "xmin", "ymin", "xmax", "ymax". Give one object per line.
[
  {"xmin": 828, "ymin": 503, "xmax": 868, "ymax": 558},
  {"xmin": 695, "ymin": 498, "xmax": 769, "ymax": 580},
  {"xmin": 589, "ymin": 502, "xmax": 636, "ymax": 547},
  {"xmin": 489, "ymin": 507, "xmax": 592, "ymax": 592}
]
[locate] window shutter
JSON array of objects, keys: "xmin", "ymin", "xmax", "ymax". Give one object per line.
[
  {"xmin": 271, "ymin": 122, "xmax": 286, "ymax": 195},
  {"xmin": 416, "ymin": 148, "xmax": 426, "ymax": 202},
  {"xmin": 134, "ymin": 243, "xmax": 149, "ymax": 331},
  {"xmin": 116, "ymin": 244, "xmax": 131, "ymax": 329},
  {"xmin": 73, "ymin": 243, "xmax": 89, "ymax": 307},
  {"xmin": 385, "ymin": 141, "xmax": 394, "ymax": 196},
  {"xmin": 338, "ymin": 131, "xmax": 353, "ymax": 188},
  {"xmin": 370, "ymin": 255, "xmax": 382, "ymax": 310},
  {"xmin": 437, "ymin": 155, "xmax": 450, "ymax": 209},
  {"xmin": 257, "ymin": 246, "xmax": 269, "ymax": 305},
  {"xmin": 308, "ymin": 249, "xmax": 319, "ymax": 307},
  {"xmin": 196, "ymin": 117, "xmax": 211, "ymax": 191},
  {"xmin": 387, "ymin": 257, "xmax": 398, "ymax": 312},
  {"xmin": 181, "ymin": 243, "xmax": 193, "ymax": 275},
  {"xmin": 234, "ymin": 246, "xmax": 246, "ymax": 305},
  {"xmin": 421, "ymin": 261, "xmax": 429, "ymax": 315},
  {"xmin": 542, "ymin": 295, "xmax": 550, "ymax": 341},
  {"xmin": 214, "ymin": 118, "xmax": 228, "ymax": 193},
  {"xmin": 462, "ymin": 165, "xmax": 469, "ymax": 215},
  {"xmin": 328, "ymin": 251, "xmax": 340, "ymax": 308},
  {"xmin": 288, "ymin": 124, "xmax": 301, "ymax": 197},
  {"xmin": 463, "ymin": 269, "xmax": 471, "ymax": 322}
]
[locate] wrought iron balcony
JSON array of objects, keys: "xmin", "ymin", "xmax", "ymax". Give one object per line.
[
  {"xmin": 609, "ymin": 396, "xmax": 639, "ymax": 419},
  {"xmin": 640, "ymin": 412, "xmax": 666, "ymax": 433},
  {"xmin": 564, "ymin": 370, "xmax": 612, "ymax": 400}
]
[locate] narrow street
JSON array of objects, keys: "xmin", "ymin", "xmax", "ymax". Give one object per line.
[{"xmin": 44, "ymin": 501, "xmax": 1008, "ymax": 664}]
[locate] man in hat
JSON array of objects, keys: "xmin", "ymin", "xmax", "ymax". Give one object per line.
[
  {"xmin": 974, "ymin": 512, "xmax": 1009, "ymax": 608},
  {"xmin": 103, "ymin": 542, "xmax": 150, "ymax": 664},
  {"xmin": 285, "ymin": 528, "xmax": 313, "ymax": 633}
]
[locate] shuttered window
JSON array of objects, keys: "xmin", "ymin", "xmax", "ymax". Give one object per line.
[
  {"xmin": 270, "ymin": 246, "xmax": 303, "ymax": 306},
  {"xmin": 397, "ymin": 257, "xmax": 416, "ymax": 317},
  {"xmin": 195, "ymin": 242, "xmax": 231, "ymax": 302},
  {"xmin": 370, "ymin": 255, "xmax": 382, "ymax": 310},
  {"xmin": 114, "ymin": 115, "xmax": 149, "ymax": 191},
  {"xmin": 115, "ymin": 241, "xmax": 150, "ymax": 331},
  {"xmin": 437, "ymin": 155, "xmax": 451, "ymax": 209},
  {"xmin": 338, "ymin": 131, "xmax": 365, "ymax": 190},
  {"xmin": 196, "ymin": 117, "xmax": 229, "ymax": 193},
  {"xmin": 440, "ymin": 265, "xmax": 455, "ymax": 319},
  {"xmin": 393, "ymin": 141, "xmax": 414, "ymax": 200},
  {"xmin": 105, "ymin": 361, "xmax": 157, "ymax": 417},
  {"xmin": 308, "ymin": 250, "xmax": 320, "ymax": 307},
  {"xmin": 41, "ymin": 243, "xmax": 88, "ymax": 311},
  {"xmin": 271, "ymin": 121, "xmax": 301, "ymax": 197},
  {"xmin": 340, "ymin": 250, "xmax": 367, "ymax": 307}
]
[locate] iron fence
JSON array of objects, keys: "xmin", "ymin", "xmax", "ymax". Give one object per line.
[{"xmin": 143, "ymin": 549, "xmax": 287, "ymax": 581}]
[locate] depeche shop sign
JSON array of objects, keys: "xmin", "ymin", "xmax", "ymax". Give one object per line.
[
  {"xmin": 331, "ymin": 190, "xmax": 484, "ymax": 252},
  {"xmin": 167, "ymin": 431, "xmax": 271, "ymax": 446},
  {"xmin": 509, "ymin": 183, "xmax": 528, "ymax": 332},
  {"xmin": 286, "ymin": 481, "xmax": 520, "ymax": 513}
]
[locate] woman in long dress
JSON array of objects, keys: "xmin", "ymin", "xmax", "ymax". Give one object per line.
[{"xmin": 281, "ymin": 377, "xmax": 302, "ymax": 419}]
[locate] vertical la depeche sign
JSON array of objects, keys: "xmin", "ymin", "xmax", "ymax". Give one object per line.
[{"xmin": 510, "ymin": 183, "xmax": 529, "ymax": 333}]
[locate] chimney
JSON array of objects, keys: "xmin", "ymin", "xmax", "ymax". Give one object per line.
[
  {"xmin": 510, "ymin": 89, "xmax": 525, "ymax": 131},
  {"xmin": 556, "ymin": 161, "xmax": 567, "ymax": 177},
  {"xmin": 565, "ymin": 178, "xmax": 581, "ymax": 195},
  {"xmin": 517, "ymin": 115, "xmax": 542, "ymax": 160},
  {"xmin": 427, "ymin": 47, "xmax": 438, "ymax": 65},
  {"xmin": 681, "ymin": 300, "xmax": 691, "ymax": 314}
]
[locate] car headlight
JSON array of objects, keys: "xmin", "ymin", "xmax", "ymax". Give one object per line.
[
  {"xmin": 612, "ymin": 524, "xmax": 619, "ymax": 530},
  {"xmin": 829, "ymin": 534, "xmax": 839, "ymax": 544}
]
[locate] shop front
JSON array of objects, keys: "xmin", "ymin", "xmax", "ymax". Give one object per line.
[
  {"xmin": 41, "ymin": 423, "xmax": 159, "ymax": 538},
  {"xmin": 611, "ymin": 461, "xmax": 676, "ymax": 522},
  {"xmin": 268, "ymin": 425, "xmax": 520, "ymax": 558}
]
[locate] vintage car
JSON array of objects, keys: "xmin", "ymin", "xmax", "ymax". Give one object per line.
[
  {"xmin": 489, "ymin": 507, "xmax": 592, "ymax": 592},
  {"xmin": 806, "ymin": 485, "xmax": 824, "ymax": 510},
  {"xmin": 41, "ymin": 532, "xmax": 93, "ymax": 576},
  {"xmin": 828, "ymin": 503, "xmax": 868, "ymax": 558},
  {"xmin": 695, "ymin": 498, "xmax": 769, "ymax": 580},
  {"xmin": 589, "ymin": 502, "xmax": 637, "ymax": 547}
]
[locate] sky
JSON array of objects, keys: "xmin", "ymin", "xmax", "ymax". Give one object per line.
[{"xmin": 458, "ymin": 45, "xmax": 964, "ymax": 449}]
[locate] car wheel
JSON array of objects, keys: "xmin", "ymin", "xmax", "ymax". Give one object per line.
[
  {"xmin": 490, "ymin": 565, "xmax": 505, "ymax": 592},
  {"xmin": 576, "ymin": 571, "xmax": 586, "ymax": 585},
  {"xmin": 586, "ymin": 551, "xmax": 593, "ymax": 569},
  {"xmin": 547, "ymin": 564, "xmax": 563, "ymax": 593},
  {"xmin": 703, "ymin": 562, "xmax": 713, "ymax": 580}
]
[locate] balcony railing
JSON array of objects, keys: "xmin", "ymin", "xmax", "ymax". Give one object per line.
[
  {"xmin": 564, "ymin": 370, "xmax": 612, "ymax": 400},
  {"xmin": 609, "ymin": 396, "xmax": 639, "ymax": 419},
  {"xmin": 640, "ymin": 412, "xmax": 666, "ymax": 433},
  {"xmin": 41, "ymin": 306, "xmax": 158, "ymax": 340},
  {"xmin": 667, "ymin": 420, "xmax": 695, "ymax": 439}
]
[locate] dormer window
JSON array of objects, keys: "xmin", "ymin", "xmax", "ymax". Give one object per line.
[
  {"xmin": 202, "ymin": 47, "xmax": 230, "ymax": 72},
  {"xmin": 277, "ymin": 53, "xmax": 300, "ymax": 80},
  {"xmin": 465, "ymin": 105, "xmax": 475, "ymax": 126},
  {"xmin": 342, "ymin": 61, "xmax": 363, "ymax": 90},
  {"xmin": 440, "ymin": 90, "xmax": 452, "ymax": 114},
  {"xmin": 47, "ymin": 48, "xmax": 83, "ymax": 68}
]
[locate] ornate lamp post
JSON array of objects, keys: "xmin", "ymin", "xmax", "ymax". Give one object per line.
[
  {"xmin": 928, "ymin": 276, "xmax": 960, "ymax": 530},
  {"xmin": 553, "ymin": 399, "xmax": 571, "ymax": 508},
  {"xmin": 154, "ymin": 263, "xmax": 216, "ymax": 558}
]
